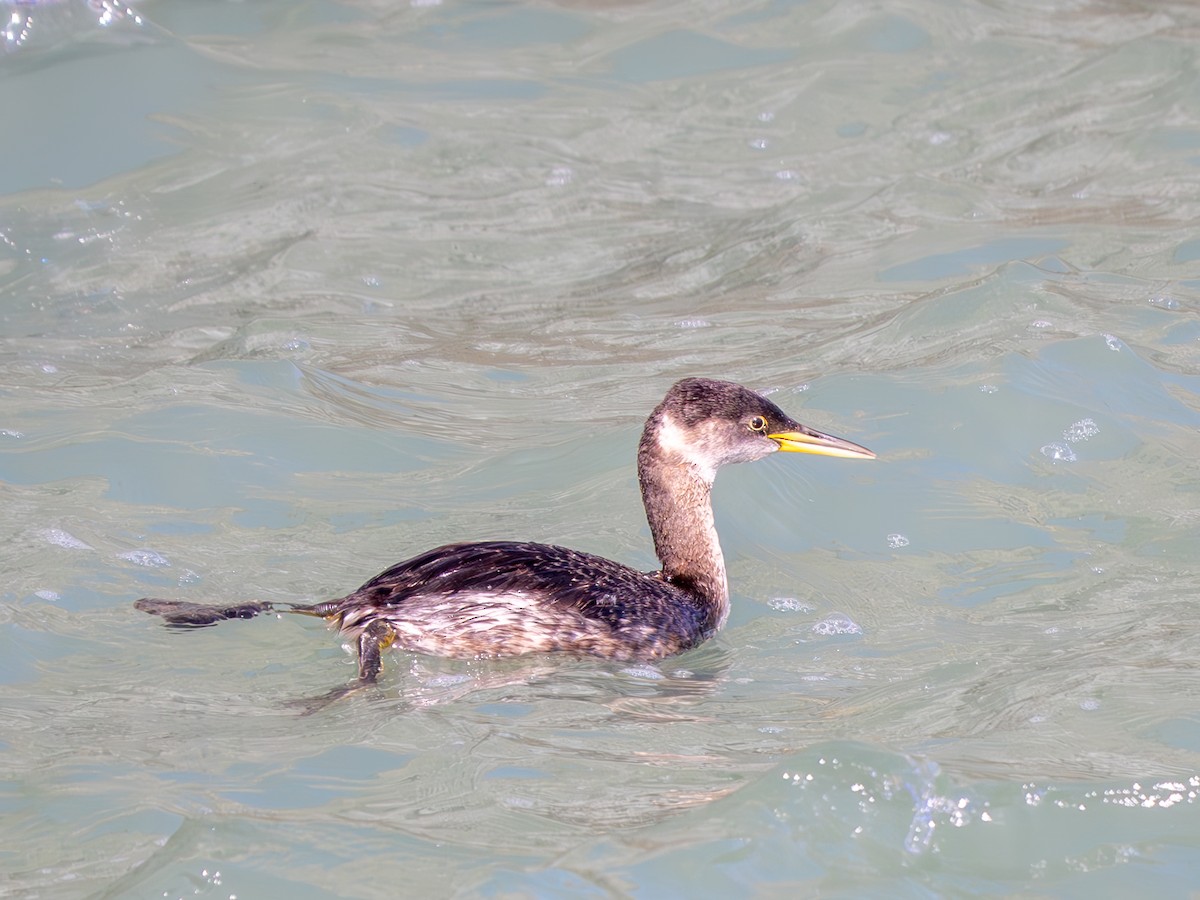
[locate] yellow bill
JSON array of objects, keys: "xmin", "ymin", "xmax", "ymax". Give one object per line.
[{"xmin": 768, "ymin": 427, "xmax": 876, "ymax": 460}]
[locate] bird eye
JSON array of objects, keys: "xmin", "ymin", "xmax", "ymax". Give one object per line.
[{"xmin": 748, "ymin": 416, "xmax": 768, "ymax": 433}]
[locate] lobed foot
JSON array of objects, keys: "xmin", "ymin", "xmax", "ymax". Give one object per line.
[{"xmin": 134, "ymin": 597, "xmax": 274, "ymax": 627}]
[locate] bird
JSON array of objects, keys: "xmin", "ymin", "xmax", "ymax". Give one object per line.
[{"xmin": 135, "ymin": 377, "xmax": 874, "ymax": 706}]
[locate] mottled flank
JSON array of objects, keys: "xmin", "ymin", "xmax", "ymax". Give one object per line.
[{"xmin": 313, "ymin": 540, "xmax": 720, "ymax": 661}]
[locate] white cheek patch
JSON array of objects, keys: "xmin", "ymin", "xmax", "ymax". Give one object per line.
[{"xmin": 655, "ymin": 413, "xmax": 717, "ymax": 481}]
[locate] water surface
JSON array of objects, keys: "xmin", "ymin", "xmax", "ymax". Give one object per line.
[{"xmin": 2, "ymin": 0, "xmax": 1199, "ymax": 896}]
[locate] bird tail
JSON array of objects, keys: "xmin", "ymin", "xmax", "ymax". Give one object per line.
[{"xmin": 133, "ymin": 597, "xmax": 323, "ymax": 627}]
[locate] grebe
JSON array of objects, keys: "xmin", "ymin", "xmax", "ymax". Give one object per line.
[{"xmin": 136, "ymin": 378, "xmax": 874, "ymax": 702}]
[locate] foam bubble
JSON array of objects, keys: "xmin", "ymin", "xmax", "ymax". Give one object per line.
[
  {"xmin": 1063, "ymin": 418, "xmax": 1098, "ymax": 443},
  {"xmin": 38, "ymin": 529, "xmax": 93, "ymax": 551},
  {"xmin": 769, "ymin": 596, "xmax": 815, "ymax": 613},
  {"xmin": 546, "ymin": 166, "xmax": 573, "ymax": 187},
  {"xmin": 1040, "ymin": 442, "xmax": 1076, "ymax": 463},
  {"xmin": 621, "ymin": 665, "xmax": 664, "ymax": 680},
  {"xmin": 812, "ymin": 613, "xmax": 862, "ymax": 636},
  {"xmin": 119, "ymin": 549, "xmax": 171, "ymax": 568},
  {"xmin": 422, "ymin": 674, "xmax": 473, "ymax": 688}
]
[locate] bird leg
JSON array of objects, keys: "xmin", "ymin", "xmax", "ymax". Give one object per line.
[
  {"xmin": 356, "ymin": 618, "xmax": 398, "ymax": 684},
  {"xmin": 292, "ymin": 619, "xmax": 398, "ymax": 715}
]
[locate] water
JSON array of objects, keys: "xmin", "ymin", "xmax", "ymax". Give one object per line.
[{"xmin": 2, "ymin": 0, "xmax": 1199, "ymax": 896}]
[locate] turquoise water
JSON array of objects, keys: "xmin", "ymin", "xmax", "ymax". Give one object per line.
[{"xmin": 2, "ymin": 0, "xmax": 1200, "ymax": 896}]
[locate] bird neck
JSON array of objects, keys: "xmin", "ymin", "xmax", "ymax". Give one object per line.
[{"xmin": 637, "ymin": 430, "xmax": 730, "ymax": 627}]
